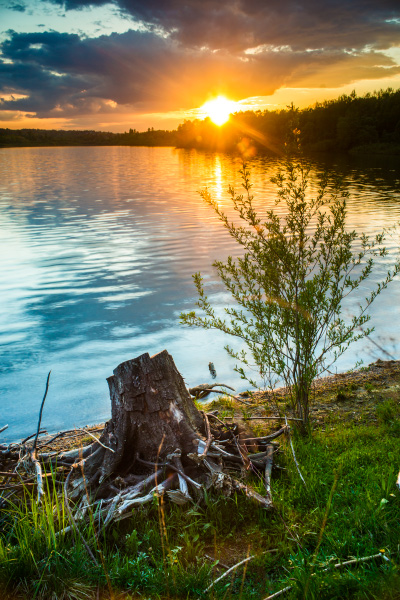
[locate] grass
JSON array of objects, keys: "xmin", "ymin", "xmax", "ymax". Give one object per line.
[{"xmin": 1, "ymin": 412, "xmax": 400, "ymax": 599}]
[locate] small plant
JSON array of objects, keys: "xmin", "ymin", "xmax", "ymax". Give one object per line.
[
  {"xmin": 181, "ymin": 159, "xmax": 400, "ymax": 428},
  {"xmin": 125, "ymin": 530, "xmax": 140, "ymax": 556},
  {"xmin": 240, "ymin": 405, "xmax": 253, "ymax": 420},
  {"xmin": 376, "ymin": 399, "xmax": 397, "ymax": 424},
  {"xmin": 389, "ymin": 418, "xmax": 400, "ymax": 436},
  {"xmin": 365, "ymin": 382, "xmax": 375, "ymax": 393}
]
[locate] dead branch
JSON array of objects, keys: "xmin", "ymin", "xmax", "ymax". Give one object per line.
[
  {"xmin": 204, "ymin": 554, "xmax": 230, "ymax": 569},
  {"xmin": 264, "ymin": 445, "xmax": 274, "ymax": 503},
  {"xmin": 231, "ymin": 479, "xmax": 273, "ymax": 509},
  {"xmin": 203, "ymin": 389, "xmax": 252, "ymax": 404},
  {"xmin": 0, "ymin": 472, "xmax": 57, "ymax": 490},
  {"xmin": 20, "ymin": 430, "xmax": 48, "ymax": 445},
  {"xmin": 263, "ymin": 584, "xmax": 293, "ymax": 600},
  {"xmin": 135, "ymin": 455, "xmax": 202, "ymax": 491},
  {"xmin": 30, "ymin": 448, "xmax": 44, "ymax": 504},
  {"xmin": 74, "ymin": 428, "xmax": 115, "ymax": 453},
  {"xmin": 263, "ymin": 552, "xmax": 389, "ymax": 600},
  {"xmin": 201, "ymin": 411, "xmax": 213, "ymax": 457},
  {"xmin": 32, "ymin": 371, "xmax": 51, "ymax": 452},
  {"xmin": 224, "ymin": 416, "xmax": 303, "ymax": 422},
  {"xmin": 285, "ymin": 416, "xmax": 306, "ymax": 487},
  {"xmin": 115, "ymin": 474, "xmax": 177, "ymax": 519},
  {"xmin": 330, "ymin": 552, "xmax": 390, "ymax": 569},
  {"xmin": 204, "ymin": 554, "xmax": 255, "ymax": 593},
  {"xmin": 0, "ymin": 471, "xmax": 22, "ymax": 478},
  {"xmin": 189, "ymin": 383, "xmax": 235, "ymax": 397},
  {"xmin": 28, "ymin": 372, "xmax": 51, "ymax": 505},
  {"xmin": 38, "ymin": 426, "xmax": 103, "ymax": 449},
  {"xmin": 0, "ymin": 425, "xmax": 8, "ymax": 436}
]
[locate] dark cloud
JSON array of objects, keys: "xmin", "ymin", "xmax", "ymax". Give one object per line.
[
  {"xmin": 0, "ymin": 29, "xmax": 300, "ymax": 115},
  {"xmin": 0, "ymin": 1, "xmax": 399, "ymax": 120},
  {"xmin": 48, "ymin": 0, "xmax": 400, "ymax": 52}
]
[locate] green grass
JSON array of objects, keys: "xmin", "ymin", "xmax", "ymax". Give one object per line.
[{"xmin": 1, "ymin": 417, "xmax": 400, "ymax": 599}]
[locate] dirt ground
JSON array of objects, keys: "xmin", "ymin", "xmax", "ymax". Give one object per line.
[{"xmin": 236, "ymin": 359, "xmax": 400, "ymax": 429}]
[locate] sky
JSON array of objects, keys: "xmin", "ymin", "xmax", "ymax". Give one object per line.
[{"xmin": 0, "ymin": 0, "xmax": 399, "ymax": 132}]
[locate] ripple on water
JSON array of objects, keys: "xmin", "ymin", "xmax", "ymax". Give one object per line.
[{"xmin": 0, "ymin": 146, "xmax": 399, "ymax": 440}]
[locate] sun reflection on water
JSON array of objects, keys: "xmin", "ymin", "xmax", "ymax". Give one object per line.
[{"xmin": 213, "ymin": 155, "xmax": 223, "ymax": 201}]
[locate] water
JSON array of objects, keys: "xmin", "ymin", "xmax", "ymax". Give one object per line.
[{"xmin": 0, "ymin": 146, "xmax": 399, "ymax": 440}]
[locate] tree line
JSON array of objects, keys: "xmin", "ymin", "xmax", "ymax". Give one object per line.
[
  {"xmin": 176, "ymin": 88, "xmax": 400, "ymax": 154},
  {"xmin": 0, "ymin": 127, "xmax": 177, "ymax": 148},
  {"xmin": 1, "ymin": 87, "xmax": 399, "ymax": 154}
]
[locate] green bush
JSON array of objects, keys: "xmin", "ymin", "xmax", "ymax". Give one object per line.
[{"xmin": 181, "ymin": 159, "xmax": 400, "ymax": 427}]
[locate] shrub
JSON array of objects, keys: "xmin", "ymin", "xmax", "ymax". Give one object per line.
[{"xmin": 181, "ymin": 159, "xmax": 400, "ymax": 428}]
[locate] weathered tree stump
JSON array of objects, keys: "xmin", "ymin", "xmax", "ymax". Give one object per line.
[
  {"xmin": 73, "ymin": 351, "xmax": 204, "ymax": 489},
  {"xmin": 57, "ymin": 350, "xmax": 279, "ymax": 520}
]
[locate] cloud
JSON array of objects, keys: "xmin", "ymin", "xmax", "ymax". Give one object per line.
[
  {"xmin": 0, "ymin": 29, "xmax": 302, "ymax": 116},
  {"xmin": 49, "ymin": 0, "xmax": 400, "ymax": 52},
  {"xmin": 0, "ymin": 0, "xmax": 399, "ymax": 121}
]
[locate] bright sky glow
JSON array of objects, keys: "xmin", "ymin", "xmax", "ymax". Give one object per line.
[
  {"xmin": 0, "ymin": 0, "xmax": 399, "ymax": 131},
  {"xmin": 200, "ymin": 96, "xmax": 238, "ymax": 126}
]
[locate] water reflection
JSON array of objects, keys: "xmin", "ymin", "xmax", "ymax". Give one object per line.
[
  {"xmin": 213, "ymin": 155, "xmax": 223, "ymax": 201},
  {"xmin": 0, "ymin": 146, "xmax": 399, "ymax": 440}
]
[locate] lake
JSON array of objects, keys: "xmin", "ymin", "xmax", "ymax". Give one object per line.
[{"xmin": 1, "ymin": 146, "xmax": 399, "ymax": 440}]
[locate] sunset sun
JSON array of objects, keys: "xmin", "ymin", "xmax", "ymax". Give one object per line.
[{"xmin": 201, "ymin": 96, "xmax": 238, "ymax": 126}]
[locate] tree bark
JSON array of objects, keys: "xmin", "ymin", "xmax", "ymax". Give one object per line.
[{"xmin": 76, "ymin": 350, "xmax": 204, "ymax": 489}]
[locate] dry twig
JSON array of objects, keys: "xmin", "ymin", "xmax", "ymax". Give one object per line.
[
  {"xmin": 74, "ymin": 428, "xmax": 115, "ymax": 453},
  {"xmin": 264, "ymin": 445, "xmax": 274, "ymax": 503},
  {"xmin": 284, "ymin": 415, "xmax": 306, "ymax": 487},
  {"xmin": 30, "ymin": 371, "xmax": 51, "ymax": 504},
  {"xmin": 204, "ymin": 555, "xmax": 255, "ymax": 593},
  {"xmin": 201, "ymin": 411, "xmax": 213, "ymax": 457},
  {"xmin": 263, "ymin": 552, "xmax": 389, "ymax": 600}
]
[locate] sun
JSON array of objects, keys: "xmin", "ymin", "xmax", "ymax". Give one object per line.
[{"xmin": 201, "ymin": 96, "xmax": 238, "ymax": 126}]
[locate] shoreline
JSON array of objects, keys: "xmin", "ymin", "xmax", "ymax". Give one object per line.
[{"xmin": 5, "ymin": 358, "xmax": 398, "ymax": 450}]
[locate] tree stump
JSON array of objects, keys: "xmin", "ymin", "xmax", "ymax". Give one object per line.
[
  {"xmin": 76, "ymin": 350, "xmax": 204, "ymax": 489},
  {"xmin": 62, "ymin": 350, "xmax": 276, "ymax": 517}
]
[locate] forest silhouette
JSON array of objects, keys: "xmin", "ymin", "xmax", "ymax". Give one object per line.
[{"xmin": 1, "ymin": 88, "xmax": 399, "ymax": 155}]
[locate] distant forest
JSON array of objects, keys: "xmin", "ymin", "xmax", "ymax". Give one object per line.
[
  {"xmin": 1, "ymin": 88, "xmax": 400, "ymax": 155},
  {"xmin": 0, "ymin": 127, "xmax": 176, "ymax": 148}
]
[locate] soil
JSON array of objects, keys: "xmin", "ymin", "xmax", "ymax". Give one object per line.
[{"xmin": 205, "ymin": 359, "xmax": 400, "ymax": 435}]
